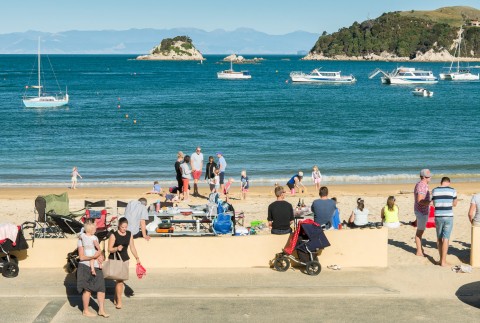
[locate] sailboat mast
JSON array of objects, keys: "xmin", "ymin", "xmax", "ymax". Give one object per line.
[
  {"xmin": 37, "ymin": 37, "xmax": 41, "ymax": 98},
  {"xmin": 457, "ymin": 28, "xmax": 462, "ymax": 72}
]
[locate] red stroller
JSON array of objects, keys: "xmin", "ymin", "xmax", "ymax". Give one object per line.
[{"xmin": 273, "ymin": 219, "xmax": 330, "ymax": 276}]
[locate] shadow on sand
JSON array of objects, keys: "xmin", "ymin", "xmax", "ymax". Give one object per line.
[{"xmin": 456, "ymin": 281, "xmax": 480, "ymax": 309}]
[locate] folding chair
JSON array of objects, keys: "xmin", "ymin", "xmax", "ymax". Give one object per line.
[
  {"xmin": 116, "ymin": 200, "xmax": 128, "ymax": 219},
  {"xmin": 48, "ymin": 214, "xmax": 84, "ymax": 237},
  {"xmin": 84, "ymin": 200, "xmax": 118, "ymax": 232}
]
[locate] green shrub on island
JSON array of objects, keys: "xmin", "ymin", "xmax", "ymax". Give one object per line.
[
  {"xmin": 151, "ymin": 36, "xmax": 194, "ymax": 55},
  {"xmin": 311, "ymin": 11, "xmax": 480, "ymax": 58}
]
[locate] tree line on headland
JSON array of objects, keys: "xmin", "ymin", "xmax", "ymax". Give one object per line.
[{"xmin": 311, "ymin": 10, "xmax": 480, "ymax": 59}]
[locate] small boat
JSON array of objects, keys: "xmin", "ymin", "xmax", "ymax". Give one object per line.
[
  {"xmin": 369, "ymin": 67, "xmax": 438, "ymax": 84},
  {"xmin": 217, "ymin": 61, "xmax": 251, "ymax": 80},
  {"xmin": 22, "ymin": 38, "xmax": 69, "ymax": 108},
  {"xmin": 412, "ymin": 88, "xmax": 433, "ymax": 97},
  {"xmin": 439, "ymin": 27, "xmax": 479, "ymax": 81},
  {"xmin": 289, "ymin": 68, "xmax": 356, "ymax": 83}
]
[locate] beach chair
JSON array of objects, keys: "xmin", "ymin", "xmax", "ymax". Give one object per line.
[
  {"xmin": 83, "ymin": 200, "xmax": 118, "ymax": 233},
  {"xmin": 116, "ymin": 200, "xmax": 128, "ymax": 219},
  {"xmin": 48, "ymin": 214, "xmax": 83, "ymax": 237},
  {"xmin": 33, "ymin": 193, "xmax": 83, "ymax": 238}
]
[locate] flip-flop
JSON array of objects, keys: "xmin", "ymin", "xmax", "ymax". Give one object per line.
[{"xmin": 98, "ymin": 312, "xmax": 110, "ymax": 318}]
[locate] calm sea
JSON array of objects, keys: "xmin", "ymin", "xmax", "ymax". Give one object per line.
[{"xmin": 0, "ymin": 54, "xmax": 479, "ymax": 187}]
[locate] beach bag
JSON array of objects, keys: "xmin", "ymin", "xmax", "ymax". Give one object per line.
[
  {"xmin": 213, "ymin": 213, "xmax": 232, "ymax": 235},
  {"xmin": 103, "ymin": 252, "xmax": 129, "ymax": 281}
]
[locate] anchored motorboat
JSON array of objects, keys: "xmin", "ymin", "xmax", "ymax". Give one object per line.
[
  {"xmin": 290, "ymin": 68, "xmax": 356, "ymax": 83},
  {"xmin": 369, "ymin": 67, "xmax": 438, "ymax": 84}
]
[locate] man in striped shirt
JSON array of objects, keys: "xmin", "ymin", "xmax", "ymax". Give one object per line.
[{"xmin": 432, "ymin": 177, "xmax": 457, "ymax": 267}]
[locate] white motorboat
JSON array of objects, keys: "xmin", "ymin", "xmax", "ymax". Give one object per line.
[
  {"xmin": 412, "ymin": 88, "xmax": 433, "ymax": 97},
  {"xmin": 290, "ymin": 68, "xmax": 356, "ymax": 83},
  {"xmin": 23, "ymin": 38, "xmax": 69, "ymax": 108},
  {"xmin": 217, "ymin": 61, "xmax": 251, "ymax": 80},
  {"xmin": 369, "ymin": 67, "xmax": 438, "ymax": 84},
  {"xmin": 439, "ymin": 28, "xmax": 479, "ymax": 81}
]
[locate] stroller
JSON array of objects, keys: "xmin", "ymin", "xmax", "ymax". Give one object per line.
[
  {"xmin": 0, "ymin": 222, "xmax": 33, "ymax": 278},
  {"xmin": 273, "ymin": 219, "xmax": 330, "ymax": 276}
]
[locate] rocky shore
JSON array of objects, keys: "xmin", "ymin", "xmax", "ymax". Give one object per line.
[{"xmin": 302, "ymin": 49, "xmax": 480, "ymax": 62}]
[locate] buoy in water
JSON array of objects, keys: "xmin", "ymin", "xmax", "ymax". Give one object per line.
[
  {"xmin": 117, "ymin": 104, "xmax": 121, "ymax": 109},
  {"xmin": 125, "ymin": 114, "xmax": 129, "ymax": 118},
  {"xmin": 276, "ymin": 70, "xmax": 278, "ymax": 73},
  {"xmin": 285, "ymin": 80, "xmax": 289, "ymax": 84},
  {"xmin": 133, "ymin": 119, "xmax": 137, "ymax": 124}
]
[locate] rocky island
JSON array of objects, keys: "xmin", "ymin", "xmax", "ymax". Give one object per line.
[
  {"xmin": 136, "ymin": 36, "xmax": 204, "ymax": 61},
  {"xmin": 222, "ymin": 54, "xmax": 264, "ymax": 63},
  {"xmin": 304, "ymin": 6, "xmax": 480, "ymax": 62}
]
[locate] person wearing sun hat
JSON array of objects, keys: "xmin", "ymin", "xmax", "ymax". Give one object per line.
[
  {"xmin": 286, "ymin": 171, "xmax": 306, "ymax": 196},
  {"xmin": 413, "ymin": 168, "xmax": 432, "ymax": 257}
]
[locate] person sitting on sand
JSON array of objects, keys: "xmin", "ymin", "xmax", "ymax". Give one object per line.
[
  {"xmin": 145, "ymin": 181, "xmax": 163, "ymax": 195},
  {"xmin": 267, "ymin": 186, "xmax": 294, "ymax": 235},
  {"xmin": 381, "ymin": 196, "xmax": 400, "ymax": 228},
  {"xmin": 311, "ymin": 186, "xmax": 336, "ymax": 229},
  {"xmin": 348, "ymin": 198, "xmax": 369, "ymax": 228},
  {"xmin": 286, "ymin": 171, "xmax": 306, "ymax": 196}
]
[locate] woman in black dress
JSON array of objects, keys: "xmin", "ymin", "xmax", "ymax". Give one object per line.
[
  {"xmin": 204, "ymin": 156, "xmax": 217, "ymax": 192},
  {"xmin": 108, "ymin": 217, "xmax": 141, "ymax": 309},
  {"xmin": 174, "ymin": 151, "xmax": 184, "ymax": 194}
]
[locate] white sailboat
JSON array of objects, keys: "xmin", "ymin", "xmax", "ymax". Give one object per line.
[
  {"xmin": 439, "ymin": 27, "xmax": 479, "ymax": 81},
  {"xmin": 22, "ymin": 38, "xmax": 69, "ymax": 108},
  {"xmin": 217, "ymin": 60, "xmax": 251, "ymax": 80}
]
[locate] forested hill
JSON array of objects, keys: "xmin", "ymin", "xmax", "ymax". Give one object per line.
[{"xmin": 310, "ymin": 7, "xmax": 480, "ymax": 59}]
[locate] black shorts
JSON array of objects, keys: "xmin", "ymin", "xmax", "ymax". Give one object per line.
[{"xmin": 286, "ymin": 182, "xmax": 295, "ymax": 190}]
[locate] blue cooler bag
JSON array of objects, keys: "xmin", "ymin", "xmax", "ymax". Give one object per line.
[{"xmin": 213, "ymin": 213, "xmax": 232, "ymax": 235}]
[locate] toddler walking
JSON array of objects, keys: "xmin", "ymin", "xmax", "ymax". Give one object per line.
[
  {"xmin": 79, "ymin": 221, "xmax": 103, "ymax": 275},
  {"xmin": 312, "ymin": 165, "xmax": 322, "ymax": 191},
  {"xmin": 71, "ymin": 166, "xmax": 82, "ymax": 189}
]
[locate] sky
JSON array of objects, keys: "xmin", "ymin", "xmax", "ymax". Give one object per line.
[{"xmin": 2, "ymin": 0, "xmax": 479, "ymax": 35}]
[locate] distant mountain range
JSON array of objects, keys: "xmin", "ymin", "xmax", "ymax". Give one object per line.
[{"xmin": 0, "ymin": 28, "xmax": 319, "ymax": 55}]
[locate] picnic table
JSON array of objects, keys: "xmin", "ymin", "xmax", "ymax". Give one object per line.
[{"xmin": 147, "ymin": 207, "xmax": 215, "ymax": 236}]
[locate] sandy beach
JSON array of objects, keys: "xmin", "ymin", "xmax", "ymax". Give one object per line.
[{"xmin": 0, "ymin": 181, "xmax": 477, "ymax": 268}]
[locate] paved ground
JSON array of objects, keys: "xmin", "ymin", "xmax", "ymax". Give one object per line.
[{"xmin": 1, "ymin": 267, "xmax": 479, "ymax": 322}]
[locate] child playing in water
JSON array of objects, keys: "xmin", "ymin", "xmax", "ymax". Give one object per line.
[
  {"xmin": 240, "ymin": 170, "xmax": 249, "ymax": 200},
  {"xmin": 71, "ymin": 166, "xmax": 82, "ymax": 189},
  {"xmin": 79, "ymin": 221, "xmax": 103, "ymax": 275},
  {"xmin": 312, "ymin": 165, "xmax": 322, "ymax": 191}
]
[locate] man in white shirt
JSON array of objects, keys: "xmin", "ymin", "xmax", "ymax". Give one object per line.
[
  {"xmin": 124, "ymin": 198, "xmax": 150, "ymax": 241},
  {"xmin": 191, "ymin": 146, "xmax": 204, "ymax": 197}
]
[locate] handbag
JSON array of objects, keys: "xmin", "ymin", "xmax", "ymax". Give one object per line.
[{"xmin": 103, "ymin": 251, "xmax": 129, "ymax": 280}]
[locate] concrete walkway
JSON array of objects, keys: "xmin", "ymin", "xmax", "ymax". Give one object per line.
[{"xmin": 0, "ymin": 266, "xmax": 479, "ymax": 322}]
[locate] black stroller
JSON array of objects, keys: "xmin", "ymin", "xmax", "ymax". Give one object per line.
[
  {"xmin": 273, "ymin": 219, "xmax": 330, "ymax": 276},
  {"xmin": 0, "ymin": 222, "xmax": 34, "ymax": 278}
]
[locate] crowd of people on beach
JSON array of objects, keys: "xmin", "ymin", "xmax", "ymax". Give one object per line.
[{"xmin": 71, "ymin": 157, "xmax": 480, "ymax": 317}]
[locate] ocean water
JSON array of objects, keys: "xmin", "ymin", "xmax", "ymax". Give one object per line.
[{"xmin": 0, "ymin": 54, "xmax": 479, "ymax": 187}]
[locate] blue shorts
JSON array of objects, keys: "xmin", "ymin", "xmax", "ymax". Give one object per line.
[
  {"xmin": 435, "ymin": 217, "xmax": 453, "ymax": 240},
  {"xmin": 219, "ymin": 172, "xmax": 225, "ymax": 184}
]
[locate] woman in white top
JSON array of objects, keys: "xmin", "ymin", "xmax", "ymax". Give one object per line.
[
  {"xmin": 469, "ymin": 193, "xmax": 480, "ymax": 226},
  {"xmin": 348, "ymin": 198, "xmax": 369, "ymax": 228},
  {"xmin": 180, "ymin": 155, "xmax": 193, "ymax": 201}
]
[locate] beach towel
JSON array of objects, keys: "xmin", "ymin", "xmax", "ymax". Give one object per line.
[
  {"xmin": 136, "ymin": 263, "xmax": 147, "ymax": 279},
  {"xmin": 0, "ymin": 223, "xmax": 19, "ymax": 244},
  {"xmin": 426, "ymin": 206, "xmax": 436, "ymax": 228}
]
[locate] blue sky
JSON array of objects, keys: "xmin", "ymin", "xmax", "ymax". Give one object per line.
[{"xmin": 3, "ymin": 0, "xmax": 479, "ymax": 34}]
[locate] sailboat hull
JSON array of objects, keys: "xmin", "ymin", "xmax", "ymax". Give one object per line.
[
  {"xmin": 23, "ymin": 95, "xmax": 69, "ymax": 108},
  {"xmin": 440, "ymin": 72, "xmax": 479, "ymax": 81}
]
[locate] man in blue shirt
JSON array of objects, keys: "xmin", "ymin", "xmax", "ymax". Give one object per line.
[
  {"xmin": 311, "ymin": 186, "xmax": 336, "ymax": 229},
  {"xmin": 432, "ymin": 177, "xmax": 457, "ymax": 267},
  {"xmin": 216, "ymin": 152, "xmax": 227, "ymax": 195}
]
